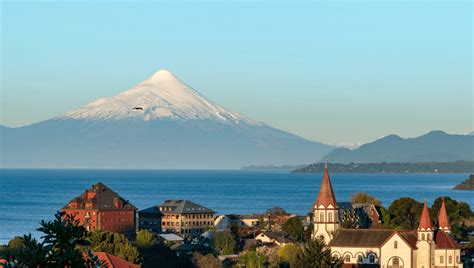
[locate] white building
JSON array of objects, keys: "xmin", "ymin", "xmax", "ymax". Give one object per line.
[{"xmin": 312, "ymin": 165, "xmax": 463, "ymax": 268}]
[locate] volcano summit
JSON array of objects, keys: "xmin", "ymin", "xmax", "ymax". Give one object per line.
[{"xmin": 1, "ymin": 70, "xmax": 333, "ymax": 168}]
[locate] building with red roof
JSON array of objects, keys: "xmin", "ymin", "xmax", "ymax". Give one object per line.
[
  {"xmin": 94, "ymin": 252, "xmax": 139, "ymax": 268},
  {"xmin": 311, "ymin": 165, "xmax": 463, "ymax": 268},
  {"xmin": 62, "ymin": 182, "xmax": 137, "ymax": 234}
]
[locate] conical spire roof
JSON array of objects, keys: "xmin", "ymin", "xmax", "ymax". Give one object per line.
[
  {"xmin": 438, "ymin": 198, "xmax": 450, "ymax": 230},
  {"xmin": 315, "ymin": 163, "xmax": 338, "ymax": 208},
  {"xmin": 418, "ymin": 200, "xmax": 433, "ymax": 231}
]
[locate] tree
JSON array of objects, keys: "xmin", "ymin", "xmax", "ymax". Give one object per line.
[
  {"xmin": 238, "ymin": 250, "xmax": 266, "ymax": 268},
  {"xmin": 211, "ymin": 231, "xmax": 237, "ymax": 255},
  {"xmin": 278, "ymin": 243, "xmax": 301, "ymax": 267},
  {"xmin": 192, "ymin": 252, "xmax": 222, "ymax": 268},
  {"xmin": 379, "ymin": 206, "xmax": 392, "ymax": 228},
  {"xmin": 136, "ymin": 229, "xmax": 158, "ymax": 249},
  {"xmin": 88, "ymin": 230, "xmax": 141, "ymax": 264},
  {"xmin": 296, "ymin": 238, "xmax": 343, "ymax": 268},
  {"xmin": 388, "ymin": 197, "xmax": 423, "ymax": 229},
  {"xmin": 0, "ymin": 211, "xmax": 101, "ymax": 267},
  {"xmin": 282, "ymin": 217, "xmax": 304, "ymax": 242},
  {"xmin": 351, "ymin": 192, "xmax": 382, "ymax": 206},
  {"xmin": 266, "ymin": 207, "xmax": 288, "ymax": 216}
]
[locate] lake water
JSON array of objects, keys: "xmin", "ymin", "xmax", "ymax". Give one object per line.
[{"xmin": 0, "ymin": 169, "xmax": 471, "ymax": 245}]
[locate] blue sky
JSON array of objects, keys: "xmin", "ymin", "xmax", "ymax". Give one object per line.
[{"xmin": 1, "ymin": 0, "xmax": 472, "ymax": 145}]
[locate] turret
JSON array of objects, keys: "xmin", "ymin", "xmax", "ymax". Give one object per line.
[
  {"xmin": 438, "ymin": 198, "xmax": 451, "ymax": 233},
  {"xmin": 312, "ymin": 163, "xmax": 339, "ymax": 243},
  {"xmin": 416, "ymin": 201, "xmax": 434, "ymax": 268}
]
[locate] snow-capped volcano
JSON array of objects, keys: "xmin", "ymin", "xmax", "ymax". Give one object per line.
[
  {"xmin": 1, "ymin": 69, "xmax": 334, "ymax": 169},
  {"xmin": 62, "ymin": 70, "xmax": 257, "ymax": 125}
]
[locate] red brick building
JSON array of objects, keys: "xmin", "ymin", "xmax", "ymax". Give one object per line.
[{"xmin": 62, "ymin": 182, "xmax": 137, "ymax": 234}]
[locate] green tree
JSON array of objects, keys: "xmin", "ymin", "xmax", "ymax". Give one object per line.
[
  {"xmin": 296, "ymin": 238, "xmax": 343, "ymax": 268},
  {"xmin": 430, "ymin": 196, "xmax": 473, "ymax": 239},
  {"xmin": 388, "ymin": 197, "xmax": 423, "ymax": 229},
  {"xmin": 88, "ymin": 230, "xmax": 141, "ymax": 264},
  {"xmin": 135, "ymin": 229, "xmax": 158, "ymax": 249},
  {"xmin": 282, "ymin": 217, "xmax": 304, "ymax": 242},
  {"xmin": 238, "ymin": 250, "xmax": 266, "ymax": 268},
  {"xmin": 0, "ymin": 211, "xmax": 101, "ymax": 267},
  {"xmin": 278, "ymin": 243, "xmax": 301, "ymax": 267},
  {"xmin": 350, "ymin": 192, "xmax": 382, "ymax": 206},
  {"xmin": 192, "ymin": 252, "xmax": 222, "ymax": 268},
  {"xmin": 379, "ymin": 206, "xmax": 392, "ymax": 228},
  {"xmin": 211, "ymin": 231, "xmax": 236, "ymax": 255},
  {"xmin": 266, "ymin": 207, "xmax": 288, "ymax": 216}
]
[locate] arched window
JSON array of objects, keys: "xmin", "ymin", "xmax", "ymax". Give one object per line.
[
  {"xmin": 328, "ymin": 212, "xmax": 333, "ymax": 222},
  {"xmin": 448, "ymin": 256, "xmax": 452, "ymax": 264},
  {"xmin": 440, "ymin": 256, "xmax": 444, "ymax": 264},
  {"xmin": 421, "ymin": 233, "xmax": 425, "ymax": 240},
  {"xmin": 394, "ymin": 240, "xmax": 398, "ymax": 249},
  {"xmin": 320, "ymin": 212, "xmax": 325, "ymax": 222},
  {"xmin": 357, "ymin": 255, "xmax": 363, "ymax": 263},
  {"xmin": 315, "ymin": 213, "xmax": 318, "ymax": 222},
  {"xmin": 392, "ymin": 257, "xmax": 400, "ymax": 268},
  {"xmin": 344, "ymin": 255, "xmax": 351, "ymax": 263},
  {"xmin": 369, "ymin": 254, "xmax": 375, "ymax": 263},
  {"xmin": 427, "ymin": 233, "xmax": 430, "ymax": 240}
]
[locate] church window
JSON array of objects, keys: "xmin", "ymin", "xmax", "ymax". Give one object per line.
[
  {"xmin": 344, "ymin": 255, "xmax": 350, "ymax": 263},
  {"xmin": 328, "ymin": 212, "xmax": 333, "ymax": 222},
  {"xmin": 427, "ymin": 233, "xmax": 430, "ymax": 240},
  {"xmin": 394, "ymin": 240, "xmax": 398, "ymax": 249},
  {"xmin": 357, "ymin": 255, "xmax": 362, "ymax": 263},
  {"xmin": 456, "ymin": 256, "xmax": 459, "ymax": 263},
  {"xmin": 440, "ymin": 256, "xmax": 444, "ymax": 264},
  {"xmin": 448, "ymin": 256, "xmax": 452, "ymax": 264},
  {"xmin": 320, "ymin": 212, "xmax": 324, "ymax": 222},
  {"xmin": 392, "ymin": 257, "xmax": 399, "ymax": 267},
  {"xmin": 369, "ymin": 254, "xmax": 375, "ymax": 263},
  {"xmin": 421, "ymin": 233, "xmax": 425, "ymax": 240}
]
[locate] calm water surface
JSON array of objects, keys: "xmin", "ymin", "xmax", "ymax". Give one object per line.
[{"xmin": 0, "ymin": 169, "xmax": 471, "ymax": 244}]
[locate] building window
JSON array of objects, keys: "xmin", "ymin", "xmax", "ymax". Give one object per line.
[
  {"xmin": 320, "ymin": 212, "xmax": 324, "ymax": 222},
  {"xmin": 448, "ymin": 256, "xmax": 452, "ymax": 264},
  {"xmin": 394, "ymin": 240, "xmax": 398, "ymax": 249},
  {"xmin": 456, "ymin": 256, "xmax": 459, "ymax": 263},
  {"xmin": 421, "ymin": 233, "xmax": 425, "ymax": 240},
  {"xmin": 357, "ymin": 255, "xmax": 362, "ymax": 263},
  {"xmin": 344, "ymin": 255, "xmax": 350, "ymax": 263},
  {"xmin": 440, "ymin": 256, "xmax": 444, "ymax": 264},
  {"xmin": 392, "ymin": 257, "xmax": 399, "ymax": 267},
  {"xmin": 328, "ymin": 212, "xmax": 333, "ymax": 222},
  {"xmin": 427, "ymin": 233, "xmax": 430, "ymax": 240},
  {"xmin": 369, "ymin": 255, "xmax": 375, "ymax": 263}
]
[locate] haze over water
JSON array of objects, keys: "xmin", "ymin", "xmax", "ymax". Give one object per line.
[{"xmin": 0, "ymin": 169, "xmax": 471, "ymax": 245}]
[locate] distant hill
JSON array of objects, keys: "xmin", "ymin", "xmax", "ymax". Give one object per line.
[
  {"xmin": 241, "ymin": 164, "xmax": 308, "ymax": 170},
  {"xmin": 453, "ymin": 174, "xmax": 474, "ymax": 190},
  {"xmin": 321, "ymin": 131, "xmax": 474, "ymax": 164},
  {"xmin": 293, "ymin": 161, "xmax": 474, "ymax": 174}
]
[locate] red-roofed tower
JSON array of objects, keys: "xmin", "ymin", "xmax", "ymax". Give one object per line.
[
  {"xmin": 438, "ymin": 198, "xmax": 451, "ymax": 232},
  {"xmin": 416, "ymin": 200, "xmax": 434, "ymax": 268},
  {"xmin": 312, "ymin": 162, "xmax": 339, "ymax": 243}
]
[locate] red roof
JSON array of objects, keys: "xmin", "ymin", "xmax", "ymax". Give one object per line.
[
  {"xmin": 438, "ymin": 198, "xmax": 450, "ymax": 230},
  {"xmin": 418, "ymin": 201, "xmax": 432, "ymax": 231},
  {"xmin": 94, "ymin": 252, "xmax": 139, "ymax": 268},
  {"xmin": 435, "ymin": 230, "xmax": 460, "ymax": 249},
  {"xmin": 315, "ymin": 166, "xmax": 338, "ymax": 208}
]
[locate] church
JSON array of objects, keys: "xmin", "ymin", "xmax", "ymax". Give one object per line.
[{"xmin": 312, "ymin": 165, "xmax": 463, "ymax": 268}]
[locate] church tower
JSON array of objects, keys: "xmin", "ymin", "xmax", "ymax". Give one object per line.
[
  {"xmin": 416, "ymin": 201, "xmax": 434, "ymax": 268},
  {"xmin": 438, "ymin": 198, "xmax": 451, "ymax": 233},
  {"xmin": 312, "ymin": 163, "xmax": 339, "ymax": 243}
]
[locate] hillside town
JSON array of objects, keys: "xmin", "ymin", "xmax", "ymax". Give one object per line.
[{"xmin": 1, "ymin": 166, "xmax": 472, "ymax": 268}]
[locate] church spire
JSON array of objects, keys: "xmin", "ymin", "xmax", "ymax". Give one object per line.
[
  {"xmin": 438, "ymin": 198, "xmax": 451, "ymax": 231},
  {"xmin": 418, "ymin": 200, "xmax": 433, "ymax": 231},
  {"xmin": 315, "ymin": 163, "xmax": 338, "ymax": 208}
]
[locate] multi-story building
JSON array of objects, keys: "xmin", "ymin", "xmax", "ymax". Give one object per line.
[
  {"xmin": 138, "ymin": 206, "xmax": 162, "ymax": 233},
  {"xmin": 62, "ymin": 182, "xmax": 137, "ymax": 235},
  {"xmin": 140, "ymin": 200, "xmax": 215, "ymax": 236},
  {"xmin": 312, "ymin": 165, "xmax": 463, "ymax": 268}
]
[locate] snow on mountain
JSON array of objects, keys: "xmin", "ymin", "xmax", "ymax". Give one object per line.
[{"xmin": 61, "ymin": 70, "xmax": 259, "ymax": 125}]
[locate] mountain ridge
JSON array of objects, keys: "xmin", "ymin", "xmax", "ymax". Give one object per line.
[{"xmin": 321, "ymin": 130, "xmax": 474, "ymax": 164}]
